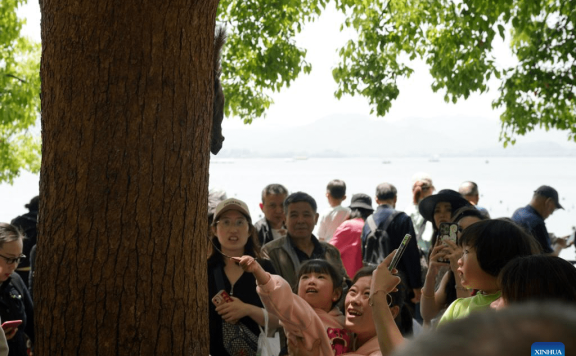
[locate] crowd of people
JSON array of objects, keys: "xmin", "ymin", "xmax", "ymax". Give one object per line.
[
  {"xmin": 0, "ymin": 177, "xmax": 574, "ymax": 356},
  {"xmin": 207, "ymin": 177, "xmax": 575, "ymax": 356}
]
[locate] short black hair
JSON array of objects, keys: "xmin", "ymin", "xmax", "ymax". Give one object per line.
[
  {"xmin": 298, "ymin": 259, "xmax": 343, "ymax": 308},
  {"xmin": 499, "ymin": 255, "xmax": 576, "ymax": 305},
  {"xmin": 376, "ymin": 183, "xmax": 397, "ymax": 201},
  {"xmin": 327, "ymin": 179, "xmax": 346, "ymax": 199},
  {"xmin": 458, "ymin": 219, "xmax": 537, "ymax": 277},
  {"xmin": 261, "ymin": 184, "xmax": 288, "ymax": 202},
  {"xmin": 284, "ymin": 191, "xmax": 317, "ymax": 213}
]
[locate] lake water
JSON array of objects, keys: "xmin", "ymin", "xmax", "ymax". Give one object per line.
[{"xmin": 2, "ymin": 156, "xmax": 575, "ymax": 260}]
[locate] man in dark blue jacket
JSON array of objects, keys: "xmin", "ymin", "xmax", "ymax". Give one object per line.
[
  {"xmin": 512, "ymin": 185, "xmax": 570, "ymax": 255},
  {"xmin": 361, "ymin": 183, "xmax": 422, "ymax": 303}
]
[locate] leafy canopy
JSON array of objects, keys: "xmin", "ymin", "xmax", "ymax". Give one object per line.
[
  {"xmin": 218, "ymin": 0, "xmax": 575, "ymax": 145},
  {"xmin": 2, "ymin": 0, "xmax": 574, "ymax": 182},
  {"xmin": 332, "ymin": 0, "xmax": 576, "ymax": 145},
  {"xmin": 217, "ymin": 0, "xmax": 329, "ymax": 123},
  {"xmin": 0, "ymin": 0, "xmax": 40, "ymax": 183}
]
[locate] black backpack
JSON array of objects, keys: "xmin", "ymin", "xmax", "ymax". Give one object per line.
[{"xmin": 362, "ymin": 210, "xmax": 400, "ymax": 265}]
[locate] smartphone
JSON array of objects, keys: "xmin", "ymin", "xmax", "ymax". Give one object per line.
[
  {"xmin": 388, "ymin": 234, "xmax": 412, "ymax": 271},
  {"xmin": 439, "ymin": 222, "xmax": 458, "ymax": 244},
  {"xmin": 437, "ymin": 222, "xmax": 458, "ymax": 263},
  {"xmin": 211, "ymin": 290, "xmax": 233, "ymax": 307},
  {"xmin": 1, "ymin": 320, "xmax": 22, "ymax": 329},
  {"xmin": 567, "ymin": 230, "xmax": 576, "ymax": 245}
]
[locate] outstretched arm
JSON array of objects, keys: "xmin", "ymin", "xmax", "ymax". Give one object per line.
[{"xmin": 370, "ymin": 251, "xmax": 406, "ymax": 355}]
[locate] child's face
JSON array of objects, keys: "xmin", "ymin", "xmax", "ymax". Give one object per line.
[
  {"xmin": 297, "ymin": 271, "xmax": 340, "ymax": 312},
  {"xmin": 457, "ymin": 245, "xmax": 497, "ymax": 292},
  {"xmin": 344, "ymin": 276, "xmax": 375, "ymax": 336}
]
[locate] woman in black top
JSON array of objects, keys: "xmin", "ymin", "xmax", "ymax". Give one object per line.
[
  {"xmin": 0, "ymin": 223, "xmax": 34, "ymax": 356},
  {"xmin": 207, "ymin": 198, "xmax": 279, "ymax": 356}
]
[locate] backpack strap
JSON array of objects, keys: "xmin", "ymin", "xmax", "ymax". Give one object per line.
[
  {"xmin": 363, "ymin": 209, "xmax": 401, "ymax": 265},
  {"xmin": 366, "ymin": 215, "xmax": 377, "ymax": 234}
]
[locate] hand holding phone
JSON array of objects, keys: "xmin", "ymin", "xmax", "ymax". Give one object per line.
[
  {"xmin": 212, "ymin": 290, "xmax": 233, "ymax": 307},
  {"xmin": 388, "ymin": 234, "xmax": 412, "ymax": 271},
  {"xmin": 1, "ymin": 320, "xmax": 22, "ymax": 329},
  {"xmin": 437, "ymin": 222, "xmax": 458, "ymax": 263}
]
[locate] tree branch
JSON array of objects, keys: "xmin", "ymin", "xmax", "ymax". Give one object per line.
[{"xmin": 5, "ymin": 74, "xmax": 28, "ymax": 83}]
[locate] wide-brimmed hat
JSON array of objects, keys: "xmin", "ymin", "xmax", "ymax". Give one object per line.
[
  {"xmin": 419, "ymin": 189, "xmax": 471, "ymax": 223},
  {"xmin": 212, "ymin": 198, "xmax": 251, "ymax": 224},
  {"xmin": 535, "ymin": 185, "xmax": 563, "ymax": 209},
  {"xmin": 349, "ymin": 193, "xmax": 374, "ymax": 212}
]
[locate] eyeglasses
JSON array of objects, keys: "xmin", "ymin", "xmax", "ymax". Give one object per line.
[
  {"xmin": 0, "ymin": 253, "xmax": 26, "ymax": 265},
  {"xmin": 216, "ymin": 218, "xmax": 248, "ymax": 229}
]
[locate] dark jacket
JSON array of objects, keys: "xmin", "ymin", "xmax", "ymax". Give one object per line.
[
  {"xmin": 0, "ymin": 273, "xmax": 34, "ymax": 356},
  {"xmin": 254, "ymin": 217, "xmax": 274, "ymax": 246},
  {"xmin": 361, "ymin": 204, "xmax": 423, "ymax": 289},
  {"xmin": 512, "ymin": 205, "xmax": 553, "ymax": 253},
  {"xmin": 11, "ymin": 212, "xmax": 38, "ymax": 288},
  {"xmin": 208, "ymin": 257, "xmax": 276, "ymax": 356}
]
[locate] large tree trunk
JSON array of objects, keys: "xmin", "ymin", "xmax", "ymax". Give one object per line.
[{"xmin": 37, "ymin": 1, "xmax": 218, "ymax": 354}]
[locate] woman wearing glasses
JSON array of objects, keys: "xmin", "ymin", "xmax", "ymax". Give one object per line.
[
  {"xmin": 207, "ymin": 198, "xmax": 279, "ymax": 356},
  {"xmin": 0, "ymin": 223, "xmax": 34, "ymax": 356}
]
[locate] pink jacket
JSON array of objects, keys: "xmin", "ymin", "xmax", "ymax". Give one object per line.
[
  {"xmin": 330, "ymin": 218, "xmax": 364, "ymax": 278},
  {"xmin": 257, "ymin": 273, "xmax": 352, "ymax": 356}
]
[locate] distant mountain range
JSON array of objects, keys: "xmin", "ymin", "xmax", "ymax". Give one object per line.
[{"xmin": 213, "ymin": 114, "xmax": 576, "ymax": 158}]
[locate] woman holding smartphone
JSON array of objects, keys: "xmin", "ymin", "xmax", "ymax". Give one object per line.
[
  {"xmin": 417, "ymin": 191, "xmax": 477, "ymax": 327},
  {"xmin": 0, "ymin": 223, "xmax": 34, "ymax": 356},
  {"xmin": 207, "ymin": 198, "xmax": 279, "ymax": 356}
]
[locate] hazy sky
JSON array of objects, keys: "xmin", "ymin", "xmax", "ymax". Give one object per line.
[{"xmin": 17, "ymin": 1, "xmax": 573, "ymax": 143}]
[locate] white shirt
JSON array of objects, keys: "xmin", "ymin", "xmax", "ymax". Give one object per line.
[{"xmin": 316, "ymin": 205, "xmax": 351, "ymax": 242}]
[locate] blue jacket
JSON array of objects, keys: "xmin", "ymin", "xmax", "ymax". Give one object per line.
[{"xmin": 511, "ymin": 205, "xmax": 553, "ymax": 253}]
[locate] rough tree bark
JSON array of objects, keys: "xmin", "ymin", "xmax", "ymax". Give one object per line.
[{"xmin": 36, "ymin": 0, "xmax": 218, "ymax": 354}]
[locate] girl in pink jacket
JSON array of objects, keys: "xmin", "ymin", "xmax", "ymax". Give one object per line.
[{"xmin": 236, "ymin": 256, "xmax": 352, "ymax": 356}]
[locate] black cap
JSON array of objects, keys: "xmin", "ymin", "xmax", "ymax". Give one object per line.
[
  {"xmin": 535, "ymin": 185, "xmax": 563, "ymax": 209},
  {"xmin": 349, "ymin": 193, "xmax": 374, "ymax": 212},
  {"xmin": 418, "ymin": 189, "xmax": 471, "ymax": 223}
]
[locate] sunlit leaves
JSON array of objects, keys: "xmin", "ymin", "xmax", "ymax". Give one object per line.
[
  {"xmin": 332, "ymin": 0, "xmax": 575, "ymax": 145},
  {"xmin": 0, "ymin": 0, "xmax": 41, "ymax": 183},
  {"xmin": 217, "ymin": 0, "xmax": 325, "ymax": 123}
]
